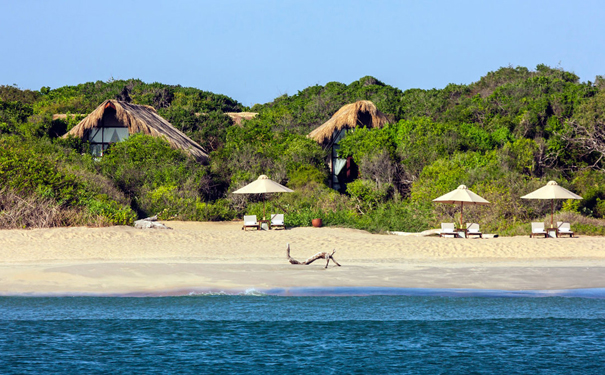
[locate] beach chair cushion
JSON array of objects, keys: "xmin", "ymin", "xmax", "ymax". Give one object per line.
[
  {"xmin": 530, "ymin": 222, "xmax": 548, "ymax": 238},
  {"xmin": 557, "ymin": 221, "xmax": 572, "ymax": 231},
  {"xmin": 466, "ymin": 223, "xmax": 480, "ymax": 233},
  {"xmin": 557, "ymin": 221, "xmax": 574, "ymax": 236},
  {"xmin": 441, "ymin": 223, "xmax": 455, "ymax": 231},
  {"xmin": 271, "ymin": 214, "xmax": 284, "ymax": 226},
  {"xmin": 244, "ymin": 215, "xmax": 258, "ymax": 225},
  {"xmin": 440, "ymin": 223, "xmax": 456, "ymax": 237},
  {"xmin": 243, "ymin": 215, "xmax": 259, "ymax": 230},
  {"xmin": 466, "ymin": 223, "xmax": 482, "ymax": 238},
  {"xmin": 531, "ymin": 222, "xmax": 546, "ymax": 233}
]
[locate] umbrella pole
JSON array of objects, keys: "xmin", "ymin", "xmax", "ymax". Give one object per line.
[
  {"xmin": 551, "ymin": 199, "xmax": 554, "ymax": 228},
  {"xmin": 460, "ymin": 201, "xmax": 464, "ymax": 229}
]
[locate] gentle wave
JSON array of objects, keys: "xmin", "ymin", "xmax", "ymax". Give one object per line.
[
  {"xmin": 185, "ymin": 288, "xmax": 267, "ymax": 297},
  {"xmin": 5, "ymin": 286, "xmax": 605, "ymax": 298}
]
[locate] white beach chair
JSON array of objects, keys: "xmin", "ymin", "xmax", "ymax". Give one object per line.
[
  {"xmin": 271, "ymin": 214, "xmax": 285, "ymax": 230},
  {"xmin": 466, "ymin": 223, "xmax": 483, "ymax": 238},
  {"xmin": 530, "ymin": 222, "xmax": 547, "ymax": 238},
  {"xmin": 557, "ymin": 221, "xmax": 574, "ymax": 238},
  {"xmin": 242, "ymin": 215, "xmax": 260, "ymax": 231},
  {"xmin": 439, "ymin": 223, "xmax": 458, "ymax": 238}
]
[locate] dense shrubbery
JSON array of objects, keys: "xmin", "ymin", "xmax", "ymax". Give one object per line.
[
  {"xmin": 2, "ymin": 66, "xmax": 605, "ymax": 234},
  {"xmin": 32, "ymin": 79, "xmax": 244, "ymax": 115},
  {"xmin": 160, "ymin": 108, "xmax": 233, "ymax": 152},
  {"xmin": 0, "ymin": 137, "xmax": 135, "ymax": 227}
]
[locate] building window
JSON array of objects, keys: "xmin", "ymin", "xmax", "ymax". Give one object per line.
[{"xmin": 88, "ymin": 127, "xmax": 130, "ymax": 156}]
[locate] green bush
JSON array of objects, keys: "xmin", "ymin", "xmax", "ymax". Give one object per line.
[
  {"xmin": 0, "ymin": 137, "xmax": 84, "ymax": 205},
  {"xmin": 194, "ymin": 199, "xmax": 236, "ymax": 221},
  {"xmin": 85, "ymin": 196, "xmax": 136, "ymax": 226},
  {"xmin": 569, "ymin": 170, "xmax": 605, "ymax": 218},
  {"xmin": 281, "ymin": 200, "xmax": 434, "ymax": 233},
  {"xmin": 346, "ymin": 179, "xmax": 391, "ymax": 212},
  {"xmin": 0, "ymin": 137, "xmax": 135, "ymax": 227},
  {"xmin": 160, "ymin": 108, "xmax": 233, "ymax": 152},
  {"xmin": 98, "ymin": 134, "xmax": 208, "ymax": 216},
  {"xmin": 356, "ymin": 201, "xmax": 434, "ymax": 233},
  {"xmin": 287, "ymin": 165, "xmax": 326, "ymax": 188}
]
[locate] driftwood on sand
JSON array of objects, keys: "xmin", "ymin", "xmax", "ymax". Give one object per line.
[
  {"xmin": 286, "ymin": 243, "xmax": 341, "ymax": 268},
  {"xmin": 134, "ymin": 216, "xmax": 172, "ymax": 230}
]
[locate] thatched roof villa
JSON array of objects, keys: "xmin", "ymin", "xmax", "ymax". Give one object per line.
[
  {"xmin": 308, "ymin": 100, "xmax": 389, "ymax": 192},
  {"xmin": 63, "ymin": 100, "xmax": 208, "ymax": 161}
]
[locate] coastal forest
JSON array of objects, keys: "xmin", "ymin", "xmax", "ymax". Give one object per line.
[{"xmin": 2, "ymin": 64, "xmax": 605, "ymax": 235}]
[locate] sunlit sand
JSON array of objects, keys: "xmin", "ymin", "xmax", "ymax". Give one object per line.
[{"xmin": 1, "ymin": 221, "xmax": 605, "ymax": 295}]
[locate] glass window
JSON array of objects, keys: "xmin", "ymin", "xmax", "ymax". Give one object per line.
[
  {"xmin": 333, "ymin": 129, "xmax": 348, "ymax": 145},
  {"xmin": 88, "ymin": 126, "xmax": 130, "ymax": 156},
  {"xmin": 90, "ymin": 144, "xmax": 103, "ymax": 157},
  {"xmin": 103, "ymin": 128, "xmax": 129, "ymax": 143},
  {"xmin": 89, "ymin": 128, "xmax": 103, "ymax": 143}
]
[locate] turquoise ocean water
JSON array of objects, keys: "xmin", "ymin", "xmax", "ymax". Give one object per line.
[{"xmin": 2, "ymin": 292, "xmax": 605, "ymax": 374}]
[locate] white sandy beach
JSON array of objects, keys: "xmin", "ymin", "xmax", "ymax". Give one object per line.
[{"xmin": 1, "ymin": 221, "xmax": 605, "ymax": 295}]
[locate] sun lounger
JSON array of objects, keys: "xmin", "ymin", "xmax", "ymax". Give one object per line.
[
  {"xmin": 557, "ymin": 221, "xmax": 574, "ymax": 238},
  {"xmin": 466, "ymin": 223, "xmax": 483, "ymax": 238},
  {"xmin": 271, "ymin": 214, "xmax": 285, "ymax": 230},
  {"xmin": 242, "ymin": 215, "xmax": 260, "ymax": 231},
  {"xmin": 530, "ymin": 222, "xmax": 548, "ymax": 238},
  {"xmin": 439, "ymin": 223, "xmax": 458, "ymax": 238}
]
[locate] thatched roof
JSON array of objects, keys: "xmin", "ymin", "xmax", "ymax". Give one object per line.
[
  {"xmin": 52, "ymin": 114, "xmax": 86, "ymax": 120},
  {"xmin": 63, "ymin": 100, "xmax": 208, "ymax": 161},
  {"xmin": 194, "ymin": 112, "xmax": 258, "ymax": 125},
  {"xmin": 307, "ymin": 100, "xmax": 389, "ymax": 144},
  {"xmin": 225, "ymin": 112, "xmax": 258, "ymax": 125}
]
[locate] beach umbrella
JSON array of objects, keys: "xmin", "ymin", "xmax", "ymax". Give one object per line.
[
  {"xmin": 433, "ymin": 185, "xmax": 490, "ymax": 228},
  {"xmin": 232, "ymin": 175, "xmax": 294, "ymax": 219},
  {"xmin": 520, "ymin": 180, "xmax": 582, "ymax": 227}
]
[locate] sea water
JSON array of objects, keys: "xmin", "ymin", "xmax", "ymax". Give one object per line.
[{"xmin": 2, "ymin": 294, "xmax": 605, "ymax": 374}]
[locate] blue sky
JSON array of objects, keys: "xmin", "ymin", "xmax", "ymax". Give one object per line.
[{"xmin": 1, "ymin": 0, "xmax": 604, "ymax": 106}]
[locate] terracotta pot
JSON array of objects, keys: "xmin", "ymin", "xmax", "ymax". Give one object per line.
[{"xmin": 311, "ymin": 218, "xmax": 322, "ymax": 228}]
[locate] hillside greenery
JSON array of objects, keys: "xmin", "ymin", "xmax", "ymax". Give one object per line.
[{"xmin": 1, "ymin": 65, "xmax": 605, "ymax": 234}]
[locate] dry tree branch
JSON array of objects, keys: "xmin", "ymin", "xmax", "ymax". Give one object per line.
[{"xmin": 286, "ymin": 243, "xmax": 341, "ymax": 268}]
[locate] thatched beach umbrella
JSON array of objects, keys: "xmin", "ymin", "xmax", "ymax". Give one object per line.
[
  {"xmin": 433, "ymin": 185, "xmax": 490, "ymax": 228},
  {"xmin": 63, "ymin": 100, "xmax": 208, "ymax": 161},
  {"xmin": 521, "ymin": 180, "xmax": 582, "ymax": 227},
  {"xmin": 232, "ymin": 175, "xmax": 294, "ymax": 219}
]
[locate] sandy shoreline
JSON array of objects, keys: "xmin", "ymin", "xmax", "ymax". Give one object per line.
[{"xmin": 1, "ymin": 221, "xmax": 605, "ymax": 296}]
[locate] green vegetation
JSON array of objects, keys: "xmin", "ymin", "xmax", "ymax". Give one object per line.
[{"xmin": 1, "ymin": 65, "xmax": 605, "ymax": 235}]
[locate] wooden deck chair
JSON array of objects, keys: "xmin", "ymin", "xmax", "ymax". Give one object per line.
[
  {"xmin": 242, "ymin": 215, "xmax": 260, "ymax": 231},
  {"xmin": 271, "ymin": 214, "xmax": 285, "ymax": 230},
  {"xmin": 466, "ymin": 223, "xmax": 483, "ymax": 238},
  {"xmin": 530, "ymin": 222, "xmax": 547, "ymax": 238},
  {"xmin": 557, "ymin": 221, "xmax": 574, "ymax": 238}
]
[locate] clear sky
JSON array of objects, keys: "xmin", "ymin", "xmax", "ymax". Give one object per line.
[{"xmin": 1, "ymin": 0, "xmax": 604, "ymax": 106}]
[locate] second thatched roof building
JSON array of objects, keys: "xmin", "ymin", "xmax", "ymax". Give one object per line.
[
  {"xmin": 63, "ymin": 100, "xmax": 208, "ymax": 161},
  {"xmin": 308, "ymin": 100, "xmax": 389, "ymax": 192}
]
